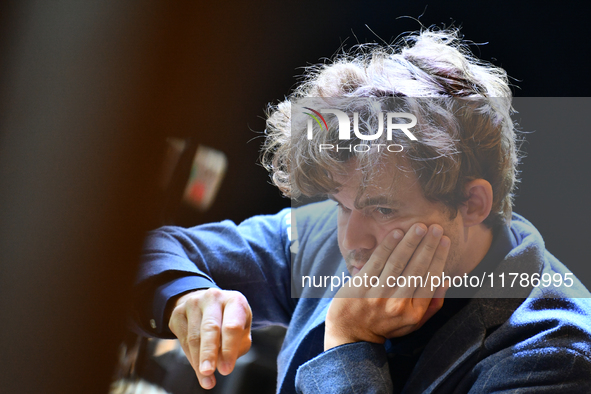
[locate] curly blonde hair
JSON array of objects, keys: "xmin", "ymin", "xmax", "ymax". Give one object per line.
[{"xmin": 262, "ymin": 28, "xmax": 520, "ymax": 227}]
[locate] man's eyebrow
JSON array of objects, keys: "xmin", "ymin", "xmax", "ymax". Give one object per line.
[
  {"xmin": 328, "ymin": 195, "xmax": 401, "ymax": 209},
  {"xmin": 355, "ymin": 196, "xmax": 401, "ymax": 210}
]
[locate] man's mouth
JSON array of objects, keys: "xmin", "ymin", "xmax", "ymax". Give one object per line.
[
  {"xmin": 346, "ymin": 251, "xmax": 371, "ymax": 276},
  {"xmin": 349, "ymin": 260, "xmax": 367, "ymax": 276}
]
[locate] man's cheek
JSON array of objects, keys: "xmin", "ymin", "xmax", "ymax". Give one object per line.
[
  {"xmin": 336, "ymin": 233, "xmax": 348, "ymax": 257},
  {"xmin": 376, "ymin": 220, "xmax": 413, "ymax": 241}
]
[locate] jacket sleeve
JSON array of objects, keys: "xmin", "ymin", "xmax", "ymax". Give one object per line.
[
  {"xmin": 295, "ymin": 342, "xmax": 394, "ymax": 394},
  {"xmin": 455, "ymin": 297, "xmax": 591, "ymax": 393},
  {"xmin": 464, "ymin": 346, "xmax": 591, "ymax": 393},
  {"xmin": 132, "ymin": 207, "xmax": 296, "ymax": 337}
]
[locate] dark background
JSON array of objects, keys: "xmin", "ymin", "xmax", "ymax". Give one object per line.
[
  {"xmin": 0, "ymin": 1, "xmax": 589, "ymax": 393},
  {"xmin": 173, "ymin": 2, "xmax": 591, "ymax": 282},
  {"xmin": 180, "ymin": 1, "xmax": 591, "ymax": 225}
]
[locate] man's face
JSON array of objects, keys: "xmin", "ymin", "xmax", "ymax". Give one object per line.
[{"xmin": 331, "ymin": 158, "xmax": 464, "ymax": 276}]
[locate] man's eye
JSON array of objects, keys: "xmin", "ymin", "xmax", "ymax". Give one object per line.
[{"xmin": 375, "ymin": 207, "xmax": 396, "ymax": 218}]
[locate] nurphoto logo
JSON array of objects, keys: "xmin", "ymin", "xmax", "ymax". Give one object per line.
[{"xmin": 303, "ymin": 107, "xmax": 418, "ymax": 152}]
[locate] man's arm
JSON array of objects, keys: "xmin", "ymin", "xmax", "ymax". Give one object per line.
[
  {"xmin": 464, "ymin": 347, "xmax": 591, "ymax": 393},
  {"xmin": 460, "ymin": 295, "xmax": 591, "ymax": 393},
  {"xmin": 295, "ymin": 340, "xmax": 591, "ymax": 394},
  {"xmin": 134, "ymin": 208, "xmax": 294, "ymax": 335},
  {"xmin": 324, "ymin": 223, "xmax": 450, "ymax": 349},
  {"xmin": 133, "ymin": 208, "xmax": 295, "ymax": 388},
  {"xmin": 296, "ymin": 342, "xmax": 393, "ymax": 394},
  {"xmin": 294, "ymin": 223, "xmax": 450, "ymax": 393}
]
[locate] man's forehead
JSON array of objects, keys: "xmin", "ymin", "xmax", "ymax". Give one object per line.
[{"xmin": 331, "ymin": 157, "xmax": 415, "ymax": 207}]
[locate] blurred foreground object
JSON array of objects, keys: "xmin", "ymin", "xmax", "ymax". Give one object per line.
[{"xmin": 0, "ymin": 1, "xmax": 208, "ymax": 393}]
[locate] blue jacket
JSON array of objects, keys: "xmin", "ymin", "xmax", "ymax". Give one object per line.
[{"xmin": 136, "ymin": 200, "xmax": 591, "ymax": 393}]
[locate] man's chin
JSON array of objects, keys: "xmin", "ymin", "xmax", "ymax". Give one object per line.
[{"xmin": 351, "ymin": 267, "xmax": 361, "ymax": 276}]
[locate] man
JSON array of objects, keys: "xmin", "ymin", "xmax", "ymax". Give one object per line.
[{"xmin": 134, "ymin": 29, "xmax": 591, "ymax": 393}]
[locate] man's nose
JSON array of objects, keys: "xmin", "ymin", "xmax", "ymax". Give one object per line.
[{"xmin": 342, "ymin": 209, "xmax": 376, "ymax": 251}]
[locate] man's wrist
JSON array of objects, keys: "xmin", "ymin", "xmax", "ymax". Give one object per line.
[{"xmin": 324, "ymin": 324, "xmax": 385, "ymax": 351}]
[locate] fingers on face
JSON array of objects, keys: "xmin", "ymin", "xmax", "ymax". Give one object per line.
[
  {"xmin": 404, "ymin": 224, "xmax": 442, "ymax": 275},
  {"xmin": 362, "ymin": 229, "xmax": 404, "ymax": 276},
  {"xmin": 350, "ymin": 223, "xmax": 451, "ymax": 298},
  {"xmin": 428, "ymin": 235, "xmax": 450, "ymax": 279},
  {"xmin": 414, "ymin": 232, "xmax": 451, "ymax": 299},
  {"xmin": 378, "ymin": 223, "xmax": 428, "ymax": 284},
  {"xmin": 395, "ymin": 224, "xmax": 447, "ymax": 297}
]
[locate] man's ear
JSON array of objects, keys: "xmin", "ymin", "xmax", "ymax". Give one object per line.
[{"xmin": 459, "ymin": 179, "xmax": 493, "ymax": 227}]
